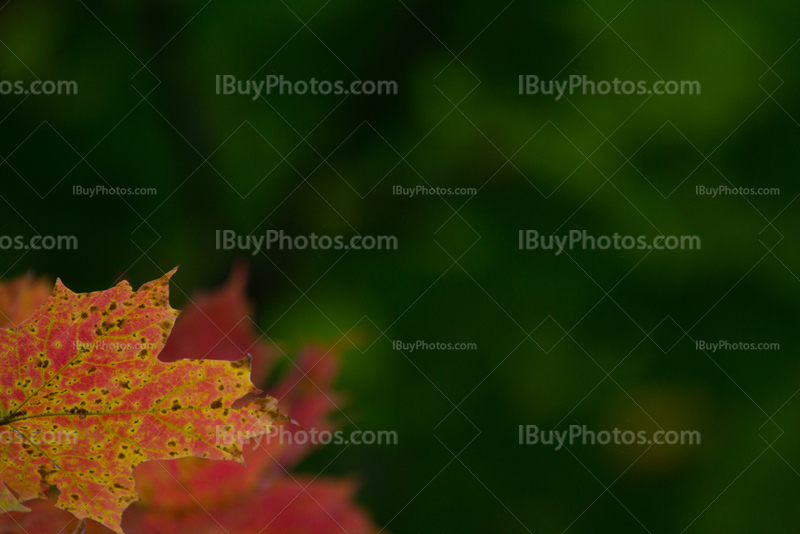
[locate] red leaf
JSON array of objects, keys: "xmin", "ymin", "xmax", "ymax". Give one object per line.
[
  {"xmin": 0, "ymin": 269, "xmax": 282, "ymax": 533},
  {"xmin": 0, "ymin": 265, "xmax": 377, "ymax": 534}
]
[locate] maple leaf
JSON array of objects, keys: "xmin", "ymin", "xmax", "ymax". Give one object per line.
[
  {"xmin": 0, "ymin": 269, "xmax": 282, "ymax": 533},
  {"xmin": 0, "ymin": 265, "xmax": 378, "ymax": 534}
]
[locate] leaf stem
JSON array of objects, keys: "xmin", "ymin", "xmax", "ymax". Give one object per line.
[{"xmin": 0, "ymin": 403, "xmax": 8, "ymax": 427}]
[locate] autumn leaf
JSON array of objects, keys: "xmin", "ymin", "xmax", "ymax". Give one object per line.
[
  {"xmin": 0, "ymin": 345, "xmax": 374, "ymax": 534},
  {"xmin": 0, "ymin": 265, "xmax": 377, "ymax": 534},
  {"xmin": 0, "ymin": 269, "xmax": 283, "ymax": 533}
]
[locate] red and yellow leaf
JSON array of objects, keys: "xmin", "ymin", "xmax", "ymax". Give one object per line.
[{"xmin": 0, "ymin": 269, "xmax": 282, "ymax": 533}]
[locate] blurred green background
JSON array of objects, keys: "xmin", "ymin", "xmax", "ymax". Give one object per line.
[{"xmin": 2, "ymin": 0, "xmax": 800, "ymax": 531}]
